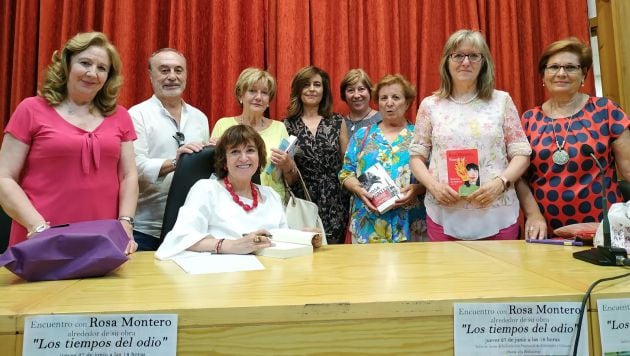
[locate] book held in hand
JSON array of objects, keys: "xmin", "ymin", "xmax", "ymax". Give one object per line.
[
  {"xmin": 358, "ymin": 162, "xmax": 400, "ymax": 214},
  {"xmin": 265, "ymin": 135, "xmax": 298, "ymax": 174},
  {"xmin": 446, "ymin": 149, "xmax": 479, "ymax": 197},
  {"xmin": 254, "ymin": 228, "xmax": 320, "ymax": 259}
]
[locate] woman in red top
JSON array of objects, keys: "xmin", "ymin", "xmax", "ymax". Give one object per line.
[
  {"xmin": 0, "ymin": 32, "xmax": 138, "ymax": 254},
  {"xmin": 517, "ymin": 38, "xmax": 630, "ymax": 239}
]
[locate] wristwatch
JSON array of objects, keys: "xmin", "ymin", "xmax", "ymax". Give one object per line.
[
  {"xmin": 27, "ymin": 222, "xmax": 50, "ymax": 237},
  {"xmin": 497, "ymin": 175, "xmax": 511, "ymax": 192},
  {"xmin": 171, "ymin": 158, "xmax": 177, "ymax": 169},
  {"xmin": 118, "ymin": 216, "xmax": 135, "ymax": 227}
]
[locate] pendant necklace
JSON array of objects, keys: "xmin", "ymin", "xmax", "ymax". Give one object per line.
[
  {"xmin": 223, "ymin": 177, "xmax": 258, "ymax": 211},
  {"xmin": 549, "ymin": 118, "xmax": 573, "ymax": 165},
  {"xmin": 348, "ymin": 109, "xmax": 373, "ymax": 132}
]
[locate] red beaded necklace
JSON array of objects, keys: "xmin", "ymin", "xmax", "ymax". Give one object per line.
[{"xmin": 223, "ymin": 177, "xmax": 258, "ymax": 212}]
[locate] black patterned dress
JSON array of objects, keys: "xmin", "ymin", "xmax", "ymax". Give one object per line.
[{"xmin": 285, "ymin": 114, "xmax": 350, "ymax": 244}]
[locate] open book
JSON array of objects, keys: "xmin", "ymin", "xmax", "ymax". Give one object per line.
[
  {"xmin": 358, "ymin": 162, "xmax": 400, "ymax": 213},
  {"xmin": 446, "ymin": 149, "xmax": 479, "ymax": 197},
  {"xmin": 254, "ymin": 228, "xmax": 320, "ymax": 259}
]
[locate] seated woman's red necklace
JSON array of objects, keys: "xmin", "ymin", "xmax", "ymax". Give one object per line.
[{"xmin": 223, "ymin": 177, "xmax": 258, "ymax": 211}]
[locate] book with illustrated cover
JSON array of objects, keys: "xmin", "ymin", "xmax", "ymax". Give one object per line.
[
  {"xmin": 254, "ymin": 228, "xmax": 319, "ymax": 259},
  {"xmin": 358, "ymin": 163, "xmax": 400, "ymax": 214},
  {"xmin": 446, "ymin": 149, "xmax": 480, "ymax": 196}
]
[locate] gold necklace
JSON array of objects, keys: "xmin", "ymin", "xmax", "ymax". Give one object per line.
[{"xmin": 240, "ymin": 116, "xmax": 265, "ymax": 130}]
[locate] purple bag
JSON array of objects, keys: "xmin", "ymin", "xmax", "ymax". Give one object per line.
[{"xmin": 0, "ymin": 219, "xmax": 129, "ymax": 281}]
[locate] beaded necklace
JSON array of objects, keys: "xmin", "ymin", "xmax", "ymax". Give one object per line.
[{"xmin": 223, "ymin": 177, "xmax": 258, "ymax": 211}]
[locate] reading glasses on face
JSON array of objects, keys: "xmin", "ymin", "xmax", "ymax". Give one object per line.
[
  {"xmin": 544, "ymin": 64, "xmax": 582, "ymax": 74},
  {"xmin": 173, "ymin": 131, "xmax": 185, "ymax": 147},
  {"xmin": 449, "ymin": 53, "xmax": 483, "ymax": 63}
]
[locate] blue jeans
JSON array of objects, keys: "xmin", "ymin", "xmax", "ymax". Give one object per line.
[{"xmin": 133, "ymin": 230, "xmax": 161, "ymax": 251}]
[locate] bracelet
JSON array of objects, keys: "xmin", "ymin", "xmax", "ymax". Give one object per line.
[
  {"xmin": 215, "ymin": 238, "xmax": 225, "ymax": 254},
  {"xmin": 27, "ymin": 222, "xmax": 50, "ymax": 237},
  {"xmin": 118, "ymin": 216, "xmax": 135, "ymax": 227}
]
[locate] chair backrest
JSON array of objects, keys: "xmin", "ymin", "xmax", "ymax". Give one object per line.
[
  {"xmin": 159, "ymin": 146, "xmax": 261, "ymax": 241},
  {"xmin": 0, "ymin": 206, "xmax": 10, "ymax": 253},
  {"xmin": 620, "ymin": 180, "xmax": 630, "ymax": 202},
  {"xmin": 160, "ymin": 146, "xmax": 216, "ymax": 240}
]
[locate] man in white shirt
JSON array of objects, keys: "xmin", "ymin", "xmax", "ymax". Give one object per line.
[{"xmin": 129, "ymin": 48, "xmax": 210, "ymax": 250}]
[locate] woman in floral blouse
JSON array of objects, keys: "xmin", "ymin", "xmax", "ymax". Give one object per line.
[
  {"xmin": 410, "ymin": 29, "xmax": 531, "ymax": 241},
  {"xmin": 339, "ymin": 74, "xmax": 426, "ymax": 243}
]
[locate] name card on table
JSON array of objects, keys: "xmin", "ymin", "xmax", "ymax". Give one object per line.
[
  {"xmin": 454, "ymin": 302, "xmax": 588, "ymax": 356},
  {"xmin": 23, "ymin": 314, "xmax": 177, "ymax": 356},
  {"xmin": 597, "ymin": 298, "xmax": 630, "ymax": 353}
]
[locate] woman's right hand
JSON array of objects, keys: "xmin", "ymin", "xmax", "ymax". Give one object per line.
[
  {"xmin": 223, "ymin": 229, "xmax": 273, "ymax": 254},
  {"xmin": 354, "ymin": 186, "xmax": 378, "ymax": 212},
  {"xmin": 524, "ymin": 212, "xmax": 547, "ymax": 240},
  {"xmin": 428, "ymin": 181, "xmax": 460, "ymax": 206}
]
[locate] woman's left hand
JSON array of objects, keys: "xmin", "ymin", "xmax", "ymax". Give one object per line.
[
  {"xmin": 121, "ymin": 223, "xmax": 138, "ymax": 254},
  {"xmin": 125, "ymin": 239, "xmax": 138, "ymax": 255},
  {"xmin": 394, "ymin": 184, "xmax": 424, "ymax": 208},
  {"xmin": 467, "ymin": 177, "xmax": 504, "ymax": 207}
]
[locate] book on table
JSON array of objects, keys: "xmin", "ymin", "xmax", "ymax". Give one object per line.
[
  {"xmin": 254, "ymin": 228, "xmax": 320, "ymax": 259},
  {"xmin": 358, "ymin": 162, "xmax": 400, "ymax": 214},
  {"xmin": 446, "ymin": 149, "xmax": 480, "ymax": 197}
]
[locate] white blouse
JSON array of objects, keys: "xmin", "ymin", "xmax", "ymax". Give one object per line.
[{"xmin": 155, "ymin": 178, "xmax": 288, "ymax": 260}]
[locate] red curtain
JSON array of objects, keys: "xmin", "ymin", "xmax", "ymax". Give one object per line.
[{"xmin": 0, "ymin": 0, "xmax": 591, "ymax": 138}]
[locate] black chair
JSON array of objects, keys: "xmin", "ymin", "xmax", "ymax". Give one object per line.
[
  {"xmin": 0, "ymin": 206, "xmax": 11, "ymax": 253},
  {"xmin": 159, "ymin": 146, "xmax": 261, "ymax": 241},
  {"xmin": 620, "ymin": 180, "xmax": 630, "ymax": 202}
]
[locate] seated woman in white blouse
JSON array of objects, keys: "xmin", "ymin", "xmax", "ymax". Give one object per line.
[{"xmin": 155, "ymin": 125, "xmax": 287, "ymax": 260}]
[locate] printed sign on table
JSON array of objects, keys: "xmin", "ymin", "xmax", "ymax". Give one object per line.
[
  {"xmin": 454, "ymin": 302, "xmax": 588, "ymax": 356},
  {"xmin": 597, "ymin": 298, "xmax": 630, "ymax": 354},
  {"xmin": 23, "ymin": 314, "xmax": 177, "ymax": 356}
]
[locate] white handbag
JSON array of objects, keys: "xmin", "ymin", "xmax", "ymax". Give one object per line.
[
  {"xmin": 594, "ymin": 202, "xmax": 630, "ymax": 252},
  {"xmin": 284, "ymin": 169, "xmax": 327, "ymax": 245}
]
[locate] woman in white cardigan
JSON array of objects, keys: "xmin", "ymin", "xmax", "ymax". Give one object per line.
[{"xmin": 156, "ymin": 125, "xmax": 288, "ymax": 260}]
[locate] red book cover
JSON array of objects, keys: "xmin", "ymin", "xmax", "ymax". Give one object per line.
[{"xmin": 446, "ymin": 149, "xmax": 479, "ymax": 196}]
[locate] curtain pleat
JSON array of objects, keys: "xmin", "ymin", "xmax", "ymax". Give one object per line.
[{"xmin": 0, "ymin": 0, "xmax": 591, "ymax": 135}]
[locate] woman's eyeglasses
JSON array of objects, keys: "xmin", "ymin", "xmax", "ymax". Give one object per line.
[
  {"xmin": 172, "ymin": 132, "xmax": 185, "ymax": 147},
  {"xmin": 544, "ymin": 64, "xmax": 582, "ymax": 74},
  {"xmin": 449, "ymin": 53, "xmax": 483, "ymax": 63}
]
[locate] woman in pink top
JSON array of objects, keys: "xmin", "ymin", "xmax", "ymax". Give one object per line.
[
  {"xmin": 0, "ymin": 32, "xmax": 138, "ymax": 254},
  {"xmin": 410, "ymin": 29, "xmax": 531, "ymax": 241}
]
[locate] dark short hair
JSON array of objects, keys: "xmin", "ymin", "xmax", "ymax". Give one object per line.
[
  {"xmin": 537, "ymin": 38, "xmax": 592, "ymax": 76},
  {"xmin": 286, "ymin": 66, "xmax": 333, "ymax": 119},
  {"xmin": 214, "ymin": 125, "xmax": 267, "ymax": 179},
  {"xmin": 40, "ymin": 31, "xmax": 123, "ymax": 116},
  {"xmin": 465, "ymin": 163, "xmax": 479, "ymax": 171}
]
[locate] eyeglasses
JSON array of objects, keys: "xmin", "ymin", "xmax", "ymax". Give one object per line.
[
  {"xmin": 172, "ymin": 131, "xmax": 185, "ymax": 147},
  {"xmin": 449, "ymin": 53, "xmax": 483, "ymax": 63},
  {"xmin": 544, "ymin": 64, "xmax": 582, "ymax": 74}
]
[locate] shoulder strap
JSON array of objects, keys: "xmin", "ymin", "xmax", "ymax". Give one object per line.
[{"xmin": 359, "ymin": 124, "xmax": 372, "ymax": 151}]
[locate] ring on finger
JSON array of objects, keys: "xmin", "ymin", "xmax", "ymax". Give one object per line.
[{"xmin": 253, "ymin": 236, "xmax": 261, "ymax": 243}]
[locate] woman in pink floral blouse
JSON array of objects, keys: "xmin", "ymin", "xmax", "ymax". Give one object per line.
[{"xmin": 410, "ymin": 29, "xmax": 531, "ymax": 241}]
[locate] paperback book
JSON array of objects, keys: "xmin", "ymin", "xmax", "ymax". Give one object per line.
[
  {"xmin": 358, "ymin": 163, "xmax": 400, "ymax": 213},
  {"xmin": 265, "ymin": 135, "xmax": 298, "ymax": 174},
  {"xmin": 446, "ymin": 149, "xmax": 480, "ymax": 197},
  {"xmin": 254, "ymin": 228, "xmax": 319, "ymax": 259}
]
